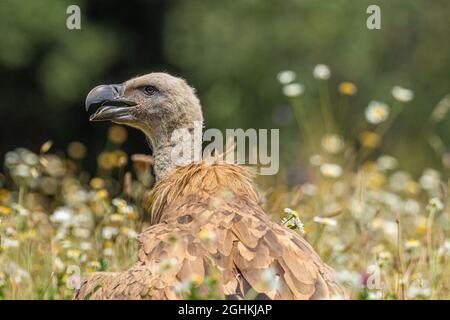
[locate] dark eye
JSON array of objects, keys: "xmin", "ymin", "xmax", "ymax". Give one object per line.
[{"xmin": 143, "ymin": 85, "xmax": 158, "ymax": 96}]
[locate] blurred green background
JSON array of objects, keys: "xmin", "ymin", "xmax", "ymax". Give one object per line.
[{"xmin": 0, "ymin": 0, "xmax": 449, "ymax": 179}]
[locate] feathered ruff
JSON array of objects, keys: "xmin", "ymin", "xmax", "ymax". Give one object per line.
[{"xmin": 74, "ymin": 161, "xmax": 345, "ymax": 300}]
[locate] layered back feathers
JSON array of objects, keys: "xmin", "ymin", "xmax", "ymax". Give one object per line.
[
  {"xmin": 75, "ymin": 161, "xmax": 344, "ymax": 300},
  {"xmin": 145, "ymin": 161, "xmax": 259, "ymax": 225}
]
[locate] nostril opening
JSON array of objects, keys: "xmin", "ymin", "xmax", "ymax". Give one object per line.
[{"xmin": 111, "ymin": 84, "xmax": 122, "ymax": 97}]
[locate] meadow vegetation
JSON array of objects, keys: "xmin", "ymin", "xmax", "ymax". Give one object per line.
[{"xmin": 1, "ymin": 66, "xmax": 449, "ymax": 299}]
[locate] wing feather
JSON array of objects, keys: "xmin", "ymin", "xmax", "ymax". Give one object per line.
[{"xmin": 74, "ymin": 162, "xmax": 344, "ymax": 300}]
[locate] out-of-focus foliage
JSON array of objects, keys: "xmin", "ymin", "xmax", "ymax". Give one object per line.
[
  {"xmin": 0, "ymin": 0, "xmax": 117, "ymax": 104},
  {"xmin": 0, "ymin": 0, "xmax": 449, "ymax": 175},
  {"xmin": 164, "ymin": 0, "xmax": 450, "ymax": 173},
  {"xmin": 0, "ymin": 0, "xmax": 450, "ymax": 300},
  {"xmin": 1, "ymin": 0, "xmax": 449, "ymax": 174},
  {"xmin": 0, "ymin": 127, "xmax": 153, "ymax": 299},
  {"xmin": 0, "ymin": 0, "xmax": 167, "ymax": 166}
]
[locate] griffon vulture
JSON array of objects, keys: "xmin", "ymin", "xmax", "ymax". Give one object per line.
[{"xmin": 75, "ymin": 72, "xmax": 344, "ymax": 299}]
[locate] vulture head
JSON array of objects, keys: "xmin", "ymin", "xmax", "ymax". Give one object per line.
[{"xmin": 85, "ymin": 73, "xmax": 204, "ymax": 179}]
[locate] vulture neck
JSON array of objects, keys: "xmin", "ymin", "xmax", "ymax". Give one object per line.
[
  {"xmin": 153, "ymin": 144, "xmax": 177, "ymax": 181},
  {"xmin": 151, "ymin": 125, "xmax": 202, "ymax": 182}
]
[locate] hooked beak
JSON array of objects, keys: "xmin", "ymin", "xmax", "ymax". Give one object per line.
[{"xmin": 85, "ymin": 84, "xmax": 137, "ymax": 122}]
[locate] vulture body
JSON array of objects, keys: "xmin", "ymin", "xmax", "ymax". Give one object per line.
[{"xmin": 75, "ymin": 72, "xmax": 344, "ymax": 299}]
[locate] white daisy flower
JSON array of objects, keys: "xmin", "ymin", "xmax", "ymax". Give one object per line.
[
  {"xmin": 158, "ymin": 258, "xmax": 178, "ymax": 272},
  {"xmin": 336, "ymin": 270, "xmax": 360, "ymax": 289},
  {"xmin": 368, "ymin": 290, "xmax": 383, "ymax": 300},
  {"xmin": 407, "ymin": 279, "xmax": 431, "ymax": 299},
  {"xmin": 389, "ymin": 171, "xmax": 411, "ymax": 192},
  {"xmin": 301, "ymin": 183, "xmax": 318, "ymax": 196},
  {"xmin": 283, "ymin": 207, "xmax": 300, "ymax": 217},
  {"xmin": 50, "ymin": 206, "xmax": 74, "ymax": 224},
  {"xmin": 437, "ymin": 239, "xmax": 450, "ymax": 257},
  {"xmin": 1, "ymin": 237, "xmax": 19, "ymax": 249},
  {"xmin": 79, "ymin": 242, "xmax": 93, "ymax": 251},
  {"xmin": 392, "ymin": 86, "xmax": 414, "ymax": 102},
  {"xmin": 309, "ymin": 154, "xmax": 323, "ymax": 166},
  {"xmin": 102, "ymin": 226, "xmax": 119, "ymax": 240},
  {"xmin": 404, "ymin": 199, "xmax": 420, "ymax": 215},
  {"xmin": 103, "ymin": 248, "xmax": 114, "ymax": 256},
  {"xmin": 282, "ymin": 83, "xmax": 304, "ymax": 97},
  {"xmin": 365, "ymin": 101, "xmax": 390, "ymax": 124},
  {"xmin": 426, "ymin": 197, "xmax": 444, "ymax": 211},
  {"xmin": 377, "ymin": 155, "xmax": 398, "ymax": 171},
  {"xmin": 321, "ymin": 134, "xmax": 345, "ymax": 154},
  {"xmin": 276, "ymin": 70, "xmax": 296, "ymax": 84},
  {"xmin": 261, "ymin": 267, "xmax": 279, "ymax": 291},
  {"xmin": 419, "ymin": 168, "xmax": 440, "ymax": 191},
  {"xmin": 313, "ymin": 216, "xmax": 338, "ymax": 227},
  {"xmin": 53, "ymin": 257, "xmax": 65, "ymax": 272},
  {"xmin": 404, "ymin": 239, "xmax": 421, "ymax": 250},
  {"xmin": 313, "ymin": 64, "xmax": 331, "ymax": 80},
  {"xmin": 320, "ymin": 163, "xmax": 343, "ymax": 178},
  {"xmin": 126, "ymin": 229, "xmax": 138, "ymax": 239}
]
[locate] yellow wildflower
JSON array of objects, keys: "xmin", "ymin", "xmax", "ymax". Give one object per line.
[
  {"xmin": 103, "ymin": 240, "xmax": 114, "ymax": 248},
  {"xmin": 108, "ymin": 125, "xmax": 128, "ymax": 144},
  {"xmin": 415, "ymin": 217, "xmax": 427, "ymax": 235},
  {"xmin": 367, "ymin": 171, "xmax": 386, "ymax": 189},
  {"xmin": 98, "ymin": 152, "xmax": 115, "ymax": 170},
  {"xmin": 405, "ymin": 180, "xmax": 420, "ymax": 195},
  {"xmin": 405, "ymin": 239, "xmax": 420, "ymax": 250},
  {"xmin": 95, "ymin": 189, "xmax": 108, "ymax": 200},
  {"xmin": 0, "ymin": 189, "xmax": 11, "ymax": 203},
  {"xmin": 359, "ymin": 131, "xmax": 380, "ymax": 148},
  {"xmin": 339, "ymin": 82, "xmax": 357, "ymax": 95},
  {"xmin": 0, "ymin": 205, "xmax": 12, "ymax": 215},
  {"xmin": 90, "ymin": 177, "xmax": 105, "ymax": 189},
  {"xmin": 67, "ymin": 141, "xmax": 87, "ymax": 159},
  {"xmin": 40, "ymin": 140, "xmax": 53, "ymax": 153},
  {"xmin": 191, "ymin": 273, "xmax": 203, "ymax": 286},
  {"xmin": 198, "ymin": 229, "xmax": 217, "ymax": 242},
  {"xmin": 67, "ymin": 249, "xmax": 82, "ymax": 260},
  {"xmin": 110, "ymin": 213, "xmax": 125, "ymax": 222}
]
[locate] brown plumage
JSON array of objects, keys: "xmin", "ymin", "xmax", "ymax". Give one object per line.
[{"xmin": 76, "ymin": 72, "xmax": 344, "ymax": 299}]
